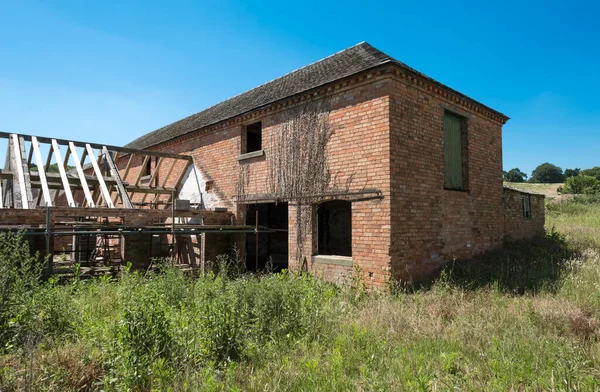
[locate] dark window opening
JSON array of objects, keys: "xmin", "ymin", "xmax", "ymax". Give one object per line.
[
  {"xmin": 143, "ymin": 158, "xmax": 152, "ymax": 176},
  {"xmin": 443, "ymin": 111, "xmax": 468, "ymax": 190},
  {"xmin": 245, "ymin": 202, "xmax": 288, "ymax": 272},
  {"xmin": 522, "ymin": 195, "xmax": 532, "ymax": 219},
  {"xmin": 244, "ymin": 122, "xmax": 262, "ymax": 153},
  {"xmin": 317, "ymin": 200, "xmax": 352, "ymax": 257}
]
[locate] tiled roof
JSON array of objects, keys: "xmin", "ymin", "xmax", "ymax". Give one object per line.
[{"xmin": 126, "ymin": 42, "xmax": 507, "ymax": 150}]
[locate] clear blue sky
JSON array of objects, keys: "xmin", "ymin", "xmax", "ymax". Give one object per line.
[{"xmin": 0, "ymin": 0, "xmax": 598, "ymax": 176}]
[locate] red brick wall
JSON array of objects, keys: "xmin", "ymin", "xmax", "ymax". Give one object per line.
[
  {"xmin": 389, "ymin": 69, "xmax": 508, "ymax": 285},
  {"xmin": 503, "ymin": 188, "xmax": 545, "ymax": 240},
  {"xmin": 134, "ymin": 71, "xmax": 394, "ymax": 288},
  {"xmin": 111, "ymin": 64, "xmax": 545, "ymax": 288}
]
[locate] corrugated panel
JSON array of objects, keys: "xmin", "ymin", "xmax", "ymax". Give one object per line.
[{"xmin": 444, "ymin": 112, "xmax": 463, "ymax": 189}]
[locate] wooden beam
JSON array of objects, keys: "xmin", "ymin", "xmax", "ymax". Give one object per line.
[
  {"xmin": 27, "ymin": 142, "xmax": 33, "ymax": 168},
  {"xmin": 11, "ymin": 134, "xmax": 30, "ymax": 209},
  {"xmin": 129, "ymin": 155, "xmax": 150, "ymax": 202},
  {"xmin": 125, "ymin": 185, "xmax": 177, "ymax": 195},
  {"xmin": 29, "ymin": 171, "xmax": 125, "ymax": 186},
  {"xmin": 107, "ymin": 151, "xmax": 119, "ymax": 203},
  {"xmin": 69, "ymin": 142, "xmax": 94, "ymax": 207},
  {"xmin": 140, "ymin": 157, "xmax": 164, "ymax": 204},
  {"xmin": 121, "ymin": 153, "xmax": 134, "ymax": 183},
  {"xmin": 153, "ymin": 158, "xmax": 177, "ymax": 205},
  {"xmin": 52, "ymin": 139, "xmax": 75, "ymax": 207},
  {"xmin": 86, "ymin": 144, "xmax": 114, "ymax": 208},
  {"xmin": 36, "ymin": 143, "xmax": 54, "ymax": 207},
  {"xmin": 103, "ymin": 146, "xmax": 133, "ymax": 209},
  {"xmin": 79, "ymin": 147, "xmax": 88, "ymax": 167},
  {"xmin": 165, "ymin": 159, "xmax": 191, "ymax": 208},
  {"xmin": 31, "ymin": 136, "xmax": 52, "ymax": 207}
]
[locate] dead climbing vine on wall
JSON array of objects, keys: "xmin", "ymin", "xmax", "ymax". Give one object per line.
[
  {"xmin": 235, "ymin": 101, "xmax": 334, "ymax": 267},
  {"xmin": 268, "ymin": 103, "xmax": 333, "ymax": 264}
]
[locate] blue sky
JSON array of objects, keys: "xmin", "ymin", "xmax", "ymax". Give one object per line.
[{"xmin": 0, "ymin": 0, "xmax": 598, "ymax": 176}]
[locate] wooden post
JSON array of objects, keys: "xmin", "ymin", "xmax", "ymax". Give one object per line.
[
  {"xmin": 52, "ymin": 139, "xmax": 76, "ymax": 207},
  {"xmin": 69, "ymin": 142, "xmax": 94, "ymax": 207},
  {"xmin": 86, "ymin": 144, "xmax": 114, "ymax": 208},
  {"xmin": 11, "ymin": 134, "xmax": 31, "ymax": 209},
  {"xmin": 103, "ymin": 147, "xmax": 133, "ymax": 208},
  {"xmin": 31, "ymin": 136, "xmax": 52, "ymax": 207}
]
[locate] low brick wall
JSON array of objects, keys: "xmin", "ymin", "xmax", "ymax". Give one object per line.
[
  {"xmin": 1, "ymin": 207, "xmax": 234, "ymax": 269},
  {"xmin": 503, "ymin": 187, "xmax": 545, "ymax": 240}
]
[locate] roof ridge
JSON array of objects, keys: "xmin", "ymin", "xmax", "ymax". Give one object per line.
[
  {"xmin": 188, "ymin": 42, "xmax": 384, "ymax": 117},
  {"xmin": 126, "ymin": 42, "xmax": 507, "ymax": 150}
]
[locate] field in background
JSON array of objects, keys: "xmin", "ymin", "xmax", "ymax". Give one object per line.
[
  {"xmin": 1, "ymin": 190, "xmax": 600, "ymax": 390},
  {"xmin": 505, "ymin": 181, "xmax": 567, "ymax": 201}
]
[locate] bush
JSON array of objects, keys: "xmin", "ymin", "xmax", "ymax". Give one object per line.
[
  {"xmin": 561, "ymin": 174, "xmax": 600, "ymax": 194},
  {"xmin": 106, "ymin": 272, "xmax": 180, "ymax": 391},
  {"xmin": 0, "ymin": 232, "xmax": 43, "ymax": 351}
]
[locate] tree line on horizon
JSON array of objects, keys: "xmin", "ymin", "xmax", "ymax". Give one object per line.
[{"xmin": 504, "ymin": 163, "xmax": 600, "ymax": 194}]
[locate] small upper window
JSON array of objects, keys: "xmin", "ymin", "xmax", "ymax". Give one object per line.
[
  {"xmin": 244, "ymin": 122, "xmax": 262, "ymax": 153},
  {"xmin": 143, "ymin": 158, "xmax": 152, "ymax": 176},
  {"xmin": 522, "ymin": 195, "xmax": 532, "ymax": 219}
]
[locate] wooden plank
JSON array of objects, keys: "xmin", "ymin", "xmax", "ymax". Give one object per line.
[
  {"xmin": 129, "ymin": 155, "xmax": 150, "ymax": 202},
  {"xmin": 153, "ymin": 158, "xmax": 176, "ymax": 205},
  {"xmin": 11, "ymin": 134, "xmax": 30, "ymax": 209},
  {"xmin": 107, "ymin": 151, "xmax": 119, "ymax": 204},
  {"xmin": 121, "ymin": 153, "xmax": 134, "ymax": 182},
  {"xmin": 125, "ymin": 185, "xmax": 177, "ymax": 194},
  {"xmin": 103, "ymin": 146, "xmax": 133, "ymax": 208},
  {"xmin": 86, "ymin": 144, "xmax": 114, "ymax": 208},
  {"xmin": 114, "ymin": 153, "xmax": 135, "ymax": 204},
  {"xmin": 63, "ymin": 147, "xmax": 71, "ymax": 171},
  {"xmin": 165, "ymin": 160, "xmax": 191, "ymax": 208},
  {"xmin": 29, "ymin": 171, "xmax": 125, "ymax": 186},
  {"xmin": 79, "ymin": 147, "xmax": 88, "ymax": 167},
  {"xmin": 35, "ymin": 143, "xmax": 54, "ymax": 207},
  {"xmin": 69, "ymin": 142, "xmax": 95, "ymax": 207},
  {"xmin": 27, "ymin": 142, "xmax": 33, "ymax": 168},
  {"xmin": 0, "ymin": 131, "xmax": 192, "ymax": 161},
  {"xmin": 140, "ymin": 157, "xmax": 164, "ymax": 204},
  {"xmin": 52, "ymin": 139, "xmax": 76, "ymax": 207},
  {"xmin": 31, "ymin": 136, "xmax": 52, "ymax": 207}
]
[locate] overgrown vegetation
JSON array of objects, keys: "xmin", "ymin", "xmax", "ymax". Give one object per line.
[{"xmin": 1, "ymin": 196, "xmax": 600, "ymax": 390}]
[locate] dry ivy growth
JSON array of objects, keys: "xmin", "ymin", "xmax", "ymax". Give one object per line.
[
  {"xmin": 269, "ymin": 104, "xmax": 333, "ymax": 265},
  {"xmin": 236, "ymin": 102, "xmax": 334, "ymax": 266}
]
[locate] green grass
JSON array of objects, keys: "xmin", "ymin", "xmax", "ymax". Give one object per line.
[{"xmin": 1, "ymin": 196, "xmax": 600, "ymax": 391}]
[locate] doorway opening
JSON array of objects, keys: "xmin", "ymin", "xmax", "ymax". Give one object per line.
[{"xmin": 245, "ymin": 202, "xmax": 288, "ymax": 272}]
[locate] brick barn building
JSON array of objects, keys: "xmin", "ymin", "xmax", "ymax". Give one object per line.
[{"xmin": 123, "ymin": 42, "xmax": 544, "ymax": 287}]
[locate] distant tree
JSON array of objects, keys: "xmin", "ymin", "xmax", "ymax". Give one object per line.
[
  {"xmin": 563, "ymin": 168, "xmax": 581, "ymax": 178},
  {"xmin": 581, "ymin": 166, "xmax": 600, "ymax": 181},
  {"xmin": 503, "ymin": 168, "xmax": 527, "ymax": 183},
  {"xmin": 561, "ymin": 174, "xmax": 600, "ymax": 194},
  {"xmin": 530, "ymin": 163, "xmax": 564, "ymax": 183}
]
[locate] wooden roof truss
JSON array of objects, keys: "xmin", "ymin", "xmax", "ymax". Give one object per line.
[{"xmin": 0, "ymin": 132, "xmax": 192, "ymax": 210}]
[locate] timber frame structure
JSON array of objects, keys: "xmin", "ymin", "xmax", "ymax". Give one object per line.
[
  {"xmin": 0, "ymin": 131, "xmax": 265, "ymax": 278},
  {"xmin": 0, "ymin": 131, "xmax": 193, "ymax": 210}
]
